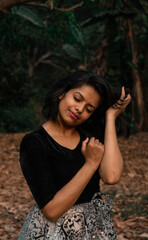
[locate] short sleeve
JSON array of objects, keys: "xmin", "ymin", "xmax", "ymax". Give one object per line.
[{"xmin": 20, "ymin": 133, "xmax": 56, "ymax": 209}]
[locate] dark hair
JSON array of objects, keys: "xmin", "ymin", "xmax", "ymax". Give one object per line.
[{"xmin": 42, "ymin": 71, "xmax": 130, "ymax": 141}]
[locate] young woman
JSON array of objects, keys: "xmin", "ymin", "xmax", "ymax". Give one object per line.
[{"xmin": 18, "ymin": 71, "xmax": 131, "ymax": 240}]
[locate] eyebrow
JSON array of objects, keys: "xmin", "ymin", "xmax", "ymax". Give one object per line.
[{"xmin": 75, "ymin": 91, "xmax": 96, "ymax": 109}]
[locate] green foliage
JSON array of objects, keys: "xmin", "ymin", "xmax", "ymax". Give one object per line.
[
  {"xmin": 0, "ymin": 101, "xmax": 42, "ymax": 132},
  {"xmin": 11, "ymin": 6, "xmax": 44, "ymax": 27},
  {"xmin": 63, "ymin": 44, "xmax": 81, "ymax": 60},
  {"xmin": 0, "ymin": 0, "xmax": 148, "ymax": 132}
]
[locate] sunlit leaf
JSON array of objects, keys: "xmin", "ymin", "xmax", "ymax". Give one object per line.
[
  {"xmin": 75, "ymin": 28, "xmax": 85, "ymax": 46},
  {"xmin": 127, "ymin": 61, "xmax": 138, "ymax": 70},
  {"xmin": 11, "ymin": 6, "xmax": 44, "ymax": 27},
  {"xmin": 63, "ymin": 44, "xmax": 81, "ymax": 60}
]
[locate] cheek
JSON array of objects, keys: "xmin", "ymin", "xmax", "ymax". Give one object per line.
[
  {"xmin": 58, "ymin": 98, "xmax": 70, "ymax": 114},
  {"xmin": 81, "ymin": 112, "xmax": 92, "ymax": 122},
  {"xmin": 58, "ymin": 101, "xmax": 65, "ymax": 115}
]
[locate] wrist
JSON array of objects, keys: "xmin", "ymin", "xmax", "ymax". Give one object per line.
[
  {"xmin": 105, "ymin": 112, "xmax": 116, "ymax": 121},
  {"xmin": 84, "ymin": 161, "xmax": 99, "ymax": 172}
]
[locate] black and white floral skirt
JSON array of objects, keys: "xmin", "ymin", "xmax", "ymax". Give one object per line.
[{"xmin": 18, "ymin": 193, "xmax": 117, "ymax": 240}]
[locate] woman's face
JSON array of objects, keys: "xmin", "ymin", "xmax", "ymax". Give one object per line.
[{"xmin": 57, "ymin": 84, "xmax": 101, "ymax": 128}]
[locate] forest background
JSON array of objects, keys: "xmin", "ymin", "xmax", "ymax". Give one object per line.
[
  {"xmin": 0, "ymin": 0, "xmax": 148, "ymax": 133},
  {"xmin": 0, "ymin": 1, "xmax": 148, "ymax": 239}
]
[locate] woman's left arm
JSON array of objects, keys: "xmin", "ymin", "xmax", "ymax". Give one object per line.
[{"xmin": 99, "ymin": 87, "xmax": 131, "ymax": 184}]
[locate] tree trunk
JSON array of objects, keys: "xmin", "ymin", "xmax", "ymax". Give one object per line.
[
  {"xmin": 0, "ymin": 0, "xmax": 32, "ymax": 12},
  {"xmin": 126, "ymin": 18, "xmax": 145, "ymax": 131},
  {"xmin": 86, "ymin": 34, "xmax": 107, "ymax": 76},
  {"xmin": 142, "ymin": 48, "xmax": 148, "ymax": 131}
]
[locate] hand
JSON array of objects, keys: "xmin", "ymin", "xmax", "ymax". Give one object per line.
[
  {"xmin": 81, "ymin": 137, "xmax": 104, "ymax": 170},
  {"xmin": 106, "ymin": 86, "xmax": 131, "ymax": 120}
]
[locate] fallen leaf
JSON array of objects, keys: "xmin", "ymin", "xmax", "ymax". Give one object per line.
[{"xmin": 139, "ymin": 233, "xmax": 148, "ymax": 238}]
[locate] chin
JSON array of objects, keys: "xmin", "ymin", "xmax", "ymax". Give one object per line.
[{"xmin": 64, "ymin": 119, "xmax": 81, "ymax": 128}]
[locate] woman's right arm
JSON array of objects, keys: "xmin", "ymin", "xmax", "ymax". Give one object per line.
[
  {"xmin": 42, "ymin": 137, "xmax": 104, "ymax": 222},
  {"xmin": 20, "ymin": 135, "xmax": 104, "ymax": 222}
]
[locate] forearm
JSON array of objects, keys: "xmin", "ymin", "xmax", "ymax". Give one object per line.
[
  {"xmin": 42, "ymin": 162, "xmax": 98, "ymax": 222},
  {"xmin": 99, "ymin": 115, "xmax": 123, "ymax": 184}
]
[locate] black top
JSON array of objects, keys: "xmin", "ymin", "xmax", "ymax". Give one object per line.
[{"xmin": 20, "ymin": 126, "xmax": 100, "ymax": 209}]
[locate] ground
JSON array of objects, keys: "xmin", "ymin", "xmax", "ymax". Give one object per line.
[{"xmin": 0, "ymin": 132, "xmax": 148, "ymax": 240}]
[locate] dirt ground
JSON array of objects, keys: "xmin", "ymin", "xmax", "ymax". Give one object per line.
[{"xmin": 0, "ymin": 132, "xmax": 148, "ymax": 240}]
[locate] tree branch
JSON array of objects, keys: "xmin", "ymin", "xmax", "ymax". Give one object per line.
[
  {"xmin": 0, "ymin": 0, "xmax": 83, "ymax": 13},
  {"xmin": 25, "ymin": 2, "xmax": 49, "ymax": 9},
  {"xmin": 80, "ymin": 10, "xmax": 136, "ymax": 27},
  {"xmin": 26, "ymin": 1, "xmax": 84, "ymax": 12},
  {"xmin": 40, "ymin": 60, "xmax": 65, "ymax": 71},
  {"xmin": 33, "ymin": 51, "xmax": 52, "ymax": 68},
  {"xmin": 28, "ymin": 50, "xmax": 66, "ymax": 76},
  {"xmin": 53, "ymin": 2, "xmax": 83, "ymax": 12}
]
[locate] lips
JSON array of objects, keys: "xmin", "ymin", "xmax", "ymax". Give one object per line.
[{"xmin": 69, "ymin": 110, "xmax": 79, "ymax": 120}]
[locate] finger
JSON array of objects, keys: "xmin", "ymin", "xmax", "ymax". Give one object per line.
[
  {"xmin": 99, "ymin": 143, "xmax": 104, "ymax": 148},
  {"xmin": 115, "ymin": 91, "xmax": 131, "ymax": 108},
  {"xmin": 81, "ymin": 138, "xmax": 89, "ymax": 152},
  {"xmin": 112, "ymin": 103, "xmax": 121, "ymax": 109},
  {"xmin": 84, "ymin": 137, "xmax": 89, "ymax": 144},
  {"xmin": 121, "ymin": 94, "xmax": 132, "ymax": 108},
  {"xmin": 116, "ymin": 100, "xmax": 125, "ymax": 105},
  {"xmin": 97, "ymin": 143, "xmax": 104, "ymax": 148},
  {"xmin": 95, "ymin": 139, "xmax": 100, "ymax": 144},
  {"xmin": 124, "ymin": 93, "xmax": 132, "ymax": 102},
  {"xmin": 114, "ymin": 87, "xmax": 126, "ymax": 108},
  {"xmin": 120, "ymin": 86, "xmax": 126, "ymax": 100},
  {"xmin": 89, "ymin": 137, "xmax": 95, "ymax": 143}
]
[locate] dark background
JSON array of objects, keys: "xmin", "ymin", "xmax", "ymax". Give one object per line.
[{"xmin": 0, "ymin": 0, "xmax": 148, "ymax": 133}]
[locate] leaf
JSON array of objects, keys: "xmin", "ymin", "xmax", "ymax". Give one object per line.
[
  {"xmin": 100, "ymin": 0, "xmax": 115, "ymax": 9},
  {"xmin": 139, "ymin": 233, "xmax": 148, "ymax": 238},
  {"xmin": 80, "ymin": 10, "xmax": 136, "ymax": 27},
  {"xmin": 4, "ymin": 226, "xmax": 15, "ymax": 232},
  {"xmin": 113, "ymin": 36, "xmax": 125, "ymax": 43},
  {"xmin": 127, "ymin": 61, "xmax": 138, "ymax": 70},
  {"xmin": 128, "ymin": 0, "xmax": 145, "ymax": 13},
  {"xmin": 70, "ymin": 23, "xmax": 84, "ymax": 46},
  {"xmin": 11, "ymin": 6, "xmax": 44, "ymax": 27},
  {"xmin": 62, "ymin": 44, "xmax": 81, "ymax": 60},
  {"xmin": 75, "ymin": 28, "xmax": 85, "ymax": 46}
]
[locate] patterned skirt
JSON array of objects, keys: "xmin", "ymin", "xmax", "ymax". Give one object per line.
[{"xmin": 18, "ymin": 193, "xmax": 117, "ymax": 240}]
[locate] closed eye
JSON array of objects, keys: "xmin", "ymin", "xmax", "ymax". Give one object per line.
[
  {"xmin": 74, "ymin": 96, "xmax": 80, "ymax": 102},
  {"xmin": 74, "ymin": 95, "xmax": 94, "ymax": 113},
  {"xmin": 86, "ymin": 108, "xmax": 93, "ymax": 113}
]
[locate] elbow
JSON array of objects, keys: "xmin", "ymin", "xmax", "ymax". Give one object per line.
[
  {"xmin": 102, "ymin": 175, "xmax": 121, "ymax": 185},
  {"xmin": 41, "ymin": 202, "xmax": 60, "ymax": 223},
  {"xmin": 47, "ymin": 214, "xmax": 59, "ymax": 223},
  {"xmin": 103, "ymin": 178, "xmax": 120, "ymax": 185},
  {"xmin": 42, "ymin": 209, "xmax": 59, "ymax": 223}
]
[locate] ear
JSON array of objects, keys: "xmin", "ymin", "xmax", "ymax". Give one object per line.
[{"xmin": 58, "ymin": 93, "xmax": 65, "ymax": 100}]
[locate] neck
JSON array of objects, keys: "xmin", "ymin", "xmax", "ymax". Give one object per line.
[{"xmin": 44, "ymin": 120, "xmax": 77, "ymax": 137}]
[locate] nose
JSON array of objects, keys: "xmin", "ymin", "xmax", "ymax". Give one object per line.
[{"xmin": 76, "ymin": 103, "xmax": 85, "ymax": 113}]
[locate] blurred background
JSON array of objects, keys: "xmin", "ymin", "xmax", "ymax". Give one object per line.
[
  {"xmin": 0, "ymin": 0, "xmax": 148, "ymax": 134},
  {"xmin": 0, "ymin": 1, "xmax": 148, "ymax": 239}
]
